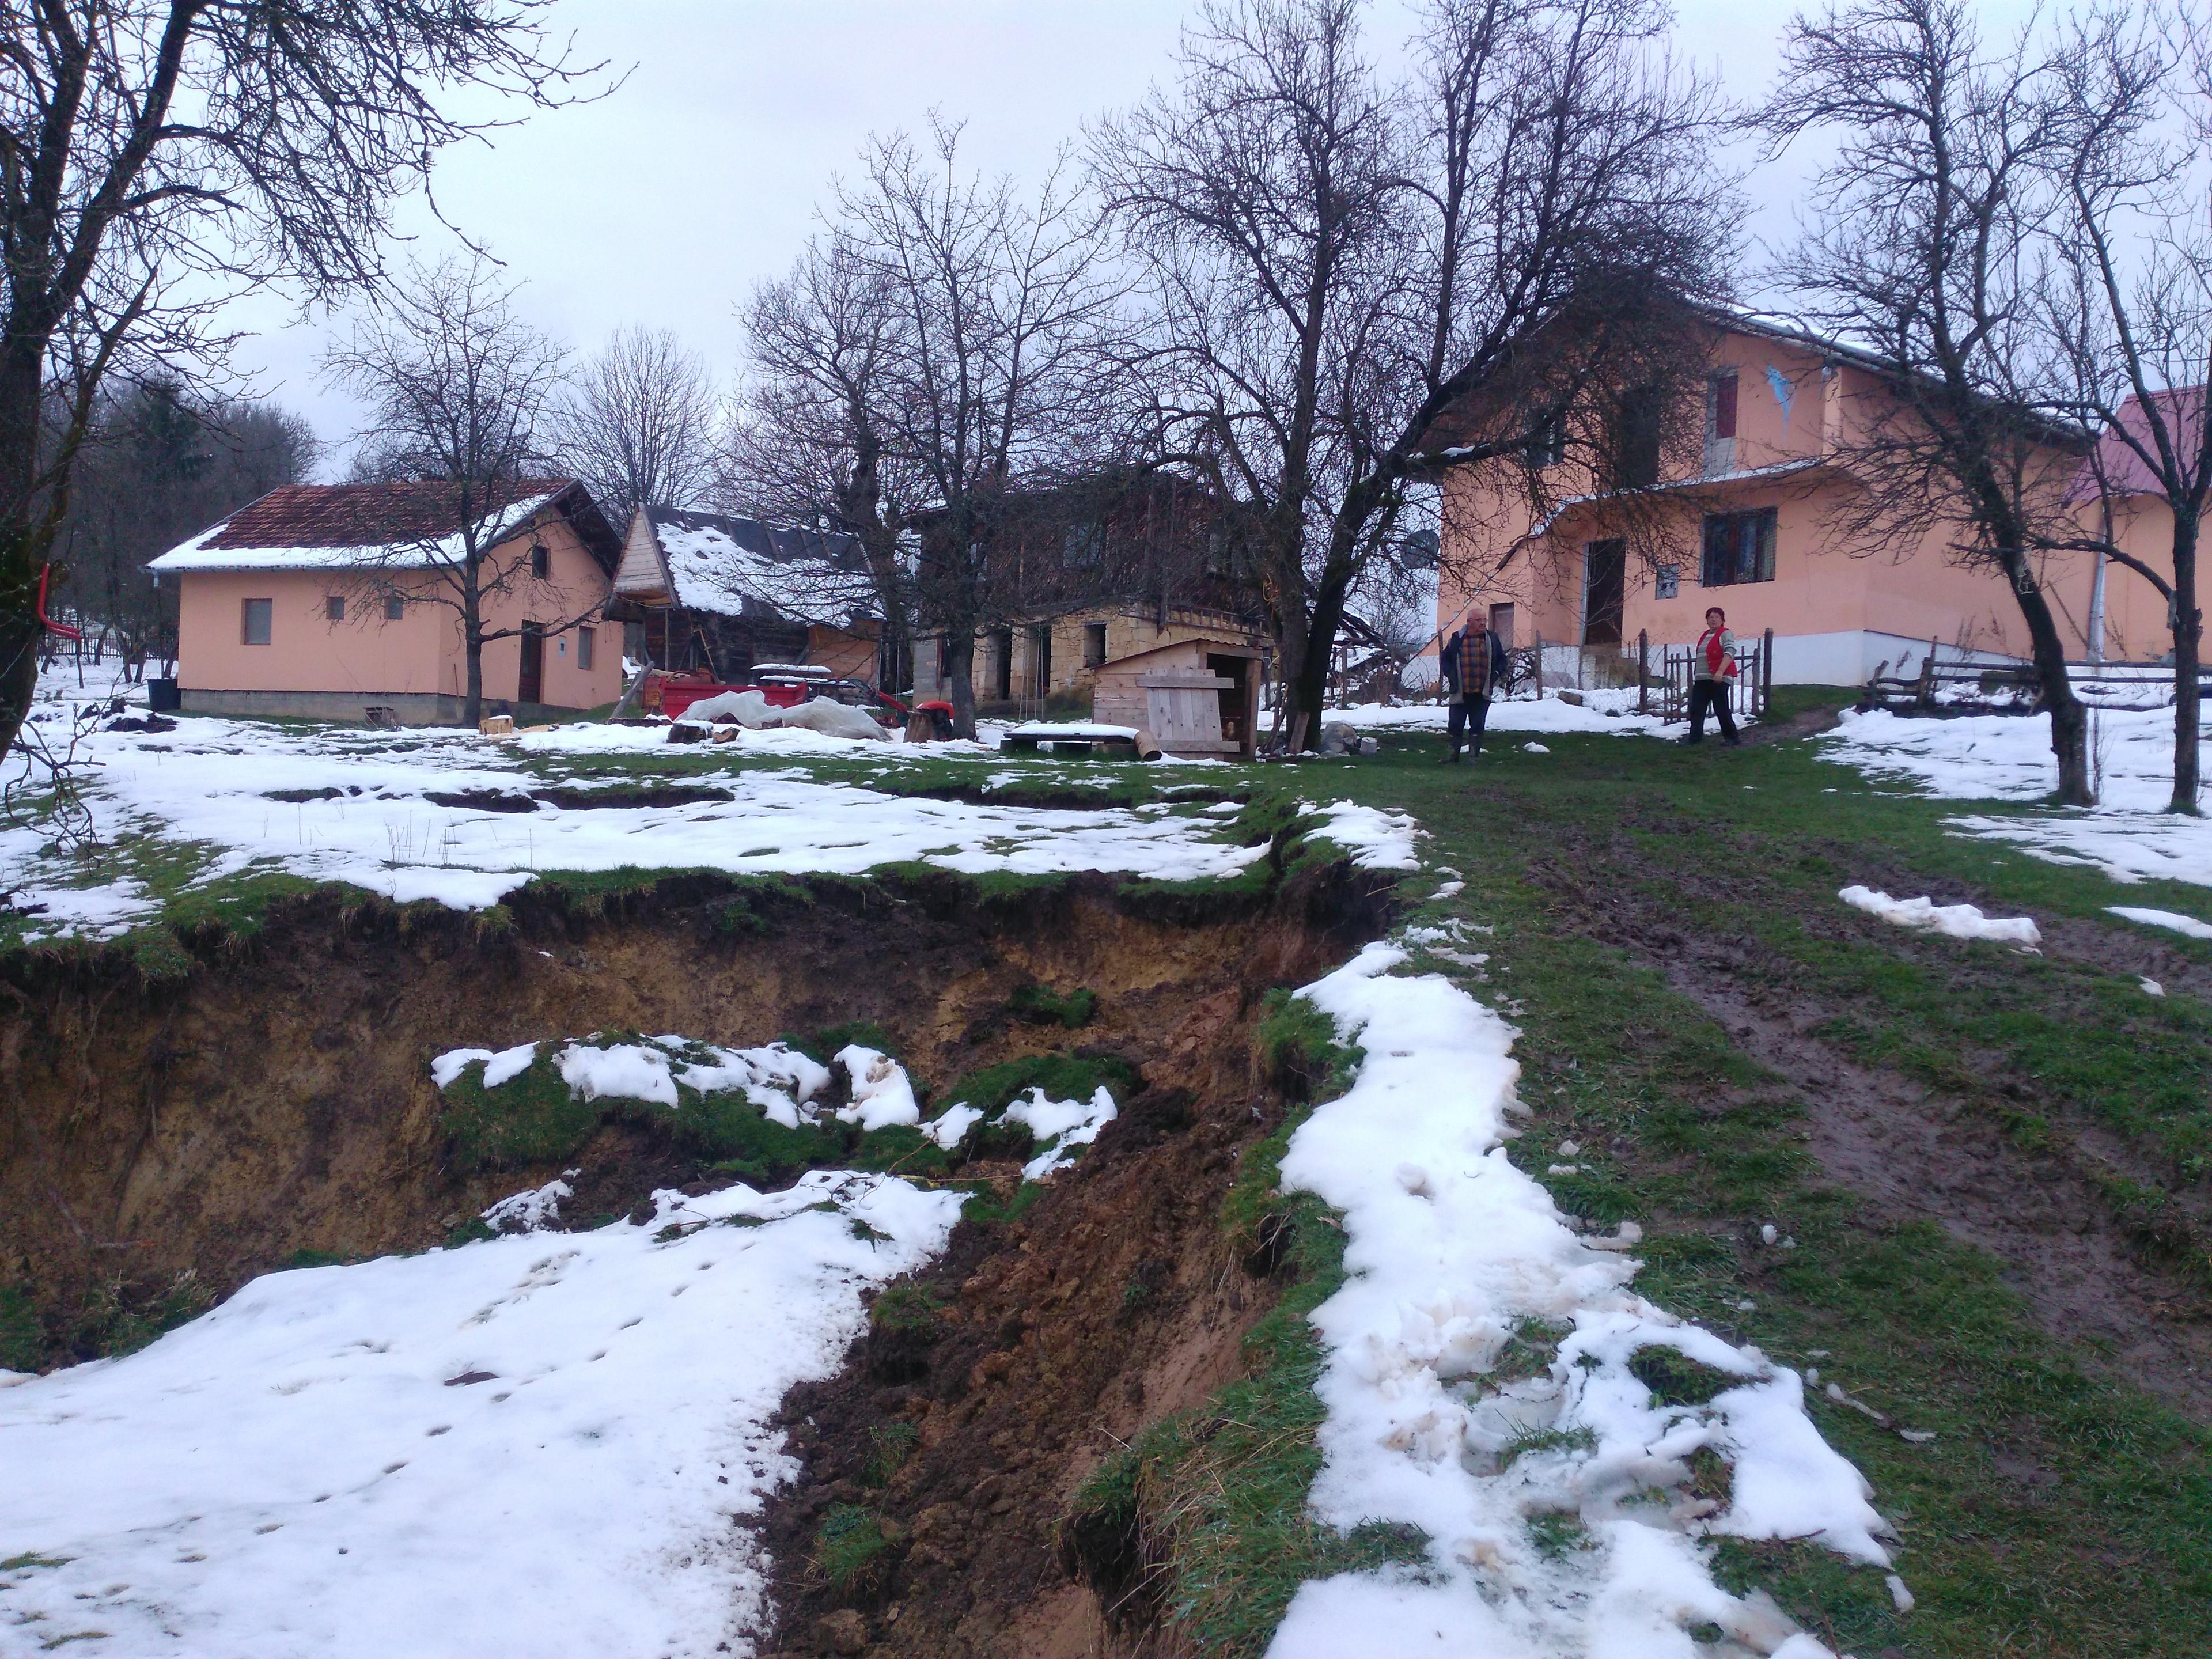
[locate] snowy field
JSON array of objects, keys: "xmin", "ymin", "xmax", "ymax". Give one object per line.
[
  {"xmin": 0, "ymin": 1175, "xmax": 961, "ymax": 1658},
  {"xmin": 4, "ymin": 668, "xmax": 1264, "ymax": 941},
  {"xmin": 1823, "ymin": 706, "xmax": 2212, "ymax": 890},
  {"xmin": 1267, "ymin": 928, "xmax": 1892, "ymax": 1659},
  {"xmin": 0, "ymin": 1033, "xmax": 1122, "ymax": 1658}
]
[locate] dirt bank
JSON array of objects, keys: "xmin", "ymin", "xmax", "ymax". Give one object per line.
[{"xmin": 0, "ymin": 861, "xmax": 1389, "ymax": 1373}]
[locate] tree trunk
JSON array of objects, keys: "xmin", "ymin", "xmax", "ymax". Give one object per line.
[
  {"xmin": 0, "ymin": 336, "xmax": 54, "ymax": 766},
  {"xmin": 944, "ymin": 630, "xmax": 977, "ymax": 740},
  {"xmin": 463, "ymin": 581, "xmax": 485, "ymax": 728},
  {"xmin": 2172, "ymin": 516, "xmax": 2201, "ymax": 815},
  {"xmin": 2008, "ymin": 552, "xmax": 2093, "ymax": 806}
]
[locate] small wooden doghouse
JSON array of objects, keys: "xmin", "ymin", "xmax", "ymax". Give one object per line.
[{"xmin": 1092, "ymin": 637, "xmax": 1263, "ymax": 759}]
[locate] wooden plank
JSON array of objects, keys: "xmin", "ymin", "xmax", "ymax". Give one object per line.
[{"xmin": 1136, "ymin": 672, "xmax": 1234, "ymax": 689}]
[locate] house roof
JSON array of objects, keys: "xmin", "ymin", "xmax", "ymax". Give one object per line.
[
  {"xmin": 1103, "ymin": 635, "xmax": 1263, "ymax": 665},
  {"xmin": 148, "ymin": 480, "xmax": 622, "ymax": 575},
  {"xmin": 2069, "ymin": 387, "xmax": 2207, "ymax": 503},
  {"xmin": 623, "ymin": 506, "xmax": 881, "ymax": 628}
]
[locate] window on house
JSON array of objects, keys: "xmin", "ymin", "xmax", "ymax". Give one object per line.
[
  {"xmin": 1528, "ymin": 410, "xmax": 1567, "ymax": 468},
  {"xmin": 242, "ymin": 597, "xmax": 272, "ymax": 645},
  {"xmin": 325, "ymin": 594, "xmax": 345, "ymax": 622},
  {"xmin": 1610, "ymin": 388, "xmax": 1662, "ymax": 489},
  {"xmin": 1065, "ymin": 521, "xmax": 1104, "ymax": 568},
  {"xmin": 385, "ymin": 593, "xmax": 406, "ymax": 621},
  {"xmin": 529, "ymin": 541, "xmax": 550, "ymax": 579},
  {"xmin": 1084, "ymin": 622, "xmax": 1108, "ymax": 669},
  {"xmin": 578, "ymin": 625, "xmax": 596, "ymax": 671},
  {"xmin": 1707, "ymin": 372, "xmax": 1738, "ymax": 441},
  {"xmin": 1656, "ymin": 563, "xmax": 1681, "ymax": 600},
  {"xmin": 1701, "ymin": 509, "xmax": 1777, "ymax": 586}
]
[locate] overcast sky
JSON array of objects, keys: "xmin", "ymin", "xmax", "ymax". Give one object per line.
[{"xmin": 231, "ymin": 0, "xmax": 1951, "ymax": 472}]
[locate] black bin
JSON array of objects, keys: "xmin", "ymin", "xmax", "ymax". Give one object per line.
[{"xmin": 146, "ymin": 677, "xmax": 181, "ymax": 713}]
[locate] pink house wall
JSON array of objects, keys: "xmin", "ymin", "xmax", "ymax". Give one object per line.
[
  {"xmin": 172, "ymin": 515, "xmax": 623, "ymax": 710},
  {"xmin": 1434, "ymin": 327, "xmax": 2153, "ymax": 679}
]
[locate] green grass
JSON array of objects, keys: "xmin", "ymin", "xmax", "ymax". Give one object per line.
[
  {"xmin": 812, "ymin": 1502, "xmax": 893, "ymax": 1598},
  {"xmin": 1008, "ymin": 982, "xmax": 1100, "ymax": 1028},
  {"xmin": 1298, "ymin": 702, "xmax": 2212, "ymax": 1656}
]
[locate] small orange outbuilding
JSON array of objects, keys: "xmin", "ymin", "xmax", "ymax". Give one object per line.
[{"xmin": 149, "ymin": 479, "xmax": 626, "ymax": 721}]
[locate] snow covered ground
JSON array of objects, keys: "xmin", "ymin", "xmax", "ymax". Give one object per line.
[
  {"xmin": 0, "ymin": 1175, "xmax": 961, "ymax": 1658},
  {"xmin": 1821, "ymin": 706, "xmax": 2212, "ymax": 891},
  {"xmin": 1266, "ymin": 931, "xmax": 1893, "ymax": 1659},
  {"xmin": 1838, "ymin": 886, "xmax": 2043, "ymax": 948},
  {"xmin": 4, "ymin": 672, "xmax": 1264, "ymax": 940},
  {"xmin": 2, "ymin": 1030, "xmax": 1124, "ymax": 1658},
  {"xmin": 1329, "ymin": 688, "xmax": 1677, "ymax": 737}
]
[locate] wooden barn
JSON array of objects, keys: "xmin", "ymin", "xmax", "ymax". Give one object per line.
[
  {"xmin": 607, "ymin": 506, "xmax": 882, "ymax": 684},
  {"xmin": 1091, "ymin": 637, "xmax": 1263, "ymax": 760}
]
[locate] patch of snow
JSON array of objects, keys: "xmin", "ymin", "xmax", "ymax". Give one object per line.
[
  {"xmin": 430, "ymin": 1041, "xmax": 538, "ymax": 1091},
  {"xmin": 482, "ymin": 1173, "xmax": 576, "ymax": 1234},
  {"xmin": 1839, "ymin": 885, "xmax": 2041, "ymax": 948},
  {"xmin": 834, "ymin": 1046, "xmax": 922, "ymax": 1130},
  {"xmin": 2142, "ymin": 978, "xmax": 2166, "ymax": 997},
  {"xmin": 1300, "ymin": 799, "xmax": 1422, "ymax": 870},
  {"xmin": 559, "ymin": 1041, "xmax": 680, "ymax": 1107},
  {"xmin": 1524, "ymin": 742, "xmax": 1551, "ymax": 754},
  {"xmin": 1821, "ymin": 706, "xmax": 2212, "ymax": 888},
  {"xmin": 1265, "ymin": 942, "xmax": 1887, "ymax": 1659},
  {"xmin": 0, "ymin": 1172, "xmax": 963, "ymax": 1658},
  {"xmin": 921, "ymin": 1103, "xmax": 986, "ymax": 1149},
  {"xmin": 998, "ymin": 1085, "xmax": 1118, "ymax": 1179},
  {"xmin": 2109, "ymin": 905, "xmax": 2212, "ymax": 940},
  {"xmin": 1330, "ymin": 688, "xmax": 1679, "ymax": 738}
]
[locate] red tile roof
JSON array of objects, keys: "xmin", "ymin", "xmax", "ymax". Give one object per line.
[{"xmin": 202, "ymin": 480, "xmax": 576, "ymax": 549}]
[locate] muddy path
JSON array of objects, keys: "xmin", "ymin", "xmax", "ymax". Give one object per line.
[
  {"xmin": 1522, "ymin": 821, "xmax": 2212, "ymax": 1424},
  {"xmin": 0, "ymin": 863, "xmax": 1387, "ymax": 1371}
]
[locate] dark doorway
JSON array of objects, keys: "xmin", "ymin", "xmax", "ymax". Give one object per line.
[
  {"xmin": 1488, "ymin": 603, "xmax": 1516, "ymax": 648},
  {"xmin": 1584, "ymin": 541, "xmax": 1626, "ymax": 646},
  {"xmin": 519, "ymin": 622, "xmax": 545, "ymax": 704},
  {"xmin": 1031, "ymin": 625, "xmax": 1053, "ymax": 696},
  {"xmin": 990, "ymin": 630, "xmax": 1014, "ymax": 700}
]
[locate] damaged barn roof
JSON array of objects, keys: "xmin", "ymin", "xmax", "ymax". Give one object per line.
[{"xmin": 619, "ymin": 506, "xmax": 882, "ymax": 628}]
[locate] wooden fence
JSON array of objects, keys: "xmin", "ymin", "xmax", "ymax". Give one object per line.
[{"xmin": 1856, "ymin": 636, "xmax": 2211, "ymax": 715}]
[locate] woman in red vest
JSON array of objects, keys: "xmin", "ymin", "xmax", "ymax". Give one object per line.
[{"xmin": 1686, "ymin": 606, "xmax": 1743, "ymax": 745}]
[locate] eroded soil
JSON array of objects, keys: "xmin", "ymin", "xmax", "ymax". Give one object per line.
[{"xmin": 0, "ymin": 863, "xmax": 1384, "ymax": 1373}]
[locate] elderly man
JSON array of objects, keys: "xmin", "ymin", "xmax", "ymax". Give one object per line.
[{"xmin": 1439, "ymin": 609, "xmax": 1508, "ymax": 763}]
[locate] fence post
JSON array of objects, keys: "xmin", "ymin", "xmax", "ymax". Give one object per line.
[
  {"xmin": 1533, "ymin": 630, "xmax": 1545, "ymax": 696},
  {"xmin": 1762, "ymin": 627, "xmax": 1775, "ymax": 717},
  {"xmin": 1638, "ymin": 630, "xmax": 1650, "ymax": 714}
]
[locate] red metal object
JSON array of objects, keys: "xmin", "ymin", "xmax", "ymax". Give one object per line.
[
  {"xmin": 659, "ymin": 681, "xmax": 804, "ymax": 719},
  {"xmin": 36, "ymin": 564, "xmax": 83, "ymax": 641}
]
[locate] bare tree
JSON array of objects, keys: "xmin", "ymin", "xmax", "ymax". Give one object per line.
[
  {"xmin": 1767, "ymin": 0, "xmax": 2099, "ymax": 804},
  {"xmin": 0, "ymin": 0, "xmax": 601, "ymax": 769},
  {"xmin": 737, "ymin": 123, "xmax": 1124, "ymax": 736},
  {"xmin": 555, "ymin": 325, "xmax": 718, "ymax": 530},
  {"xmin": 726, "ymin": 230, "xmax": 919, "ymax": 690},
  {"xmin": 2042, "ymin": 3, "xmax": 2212, "ymax": 812},
  {"xmin": 321, "ymin": 257, "xmax": 585, "ymax": 725},
  {"xmin": 1095, "ymin": 0, "xmax": 1732, "ymax": 747},
  {"xmin": 57, "ymin": 378, "xmax": 315, "ymax": 678}
]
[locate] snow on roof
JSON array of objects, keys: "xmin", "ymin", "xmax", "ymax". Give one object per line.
[
  {"xmin": 149, "ymin": 482, "xmax": 573, "ymax": 574},
  {"xmin": 646, "ymin": 507, "xmax": 881, "ymax": 628}
]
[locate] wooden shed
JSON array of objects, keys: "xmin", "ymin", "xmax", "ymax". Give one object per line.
[{"xmin": 1091, "ymin": 637, "xmax": 1263, "ymax": 759}]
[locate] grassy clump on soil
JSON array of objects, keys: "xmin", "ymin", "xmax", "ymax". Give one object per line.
[
  {"xmin": 812, "ymin": 1503, "xmax": 894, "ymax": 1599},
  {"xmin": 933, "ymin": 1052, "xmax": 1142, "ymax": 1164},
  {"xmin": 1302, "ymin": 709, "xmax": 2212, "ymax": 1657},
  {"xmin": 63, "ymin": 1271, "xmax": 213, "ymax": 1361},
  {"xmin": 0, "ymin": 1283, "xmax": 44, "ymax": 1372},
  {"xmin": 1007, "ymin": 982, "xmax": 1099, "ymax": 1028}
]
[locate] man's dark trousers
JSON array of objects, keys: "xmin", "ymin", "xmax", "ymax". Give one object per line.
[{"xmin": 1448, "ymin": 695, "xmax": 1491, "ymax": 756}]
